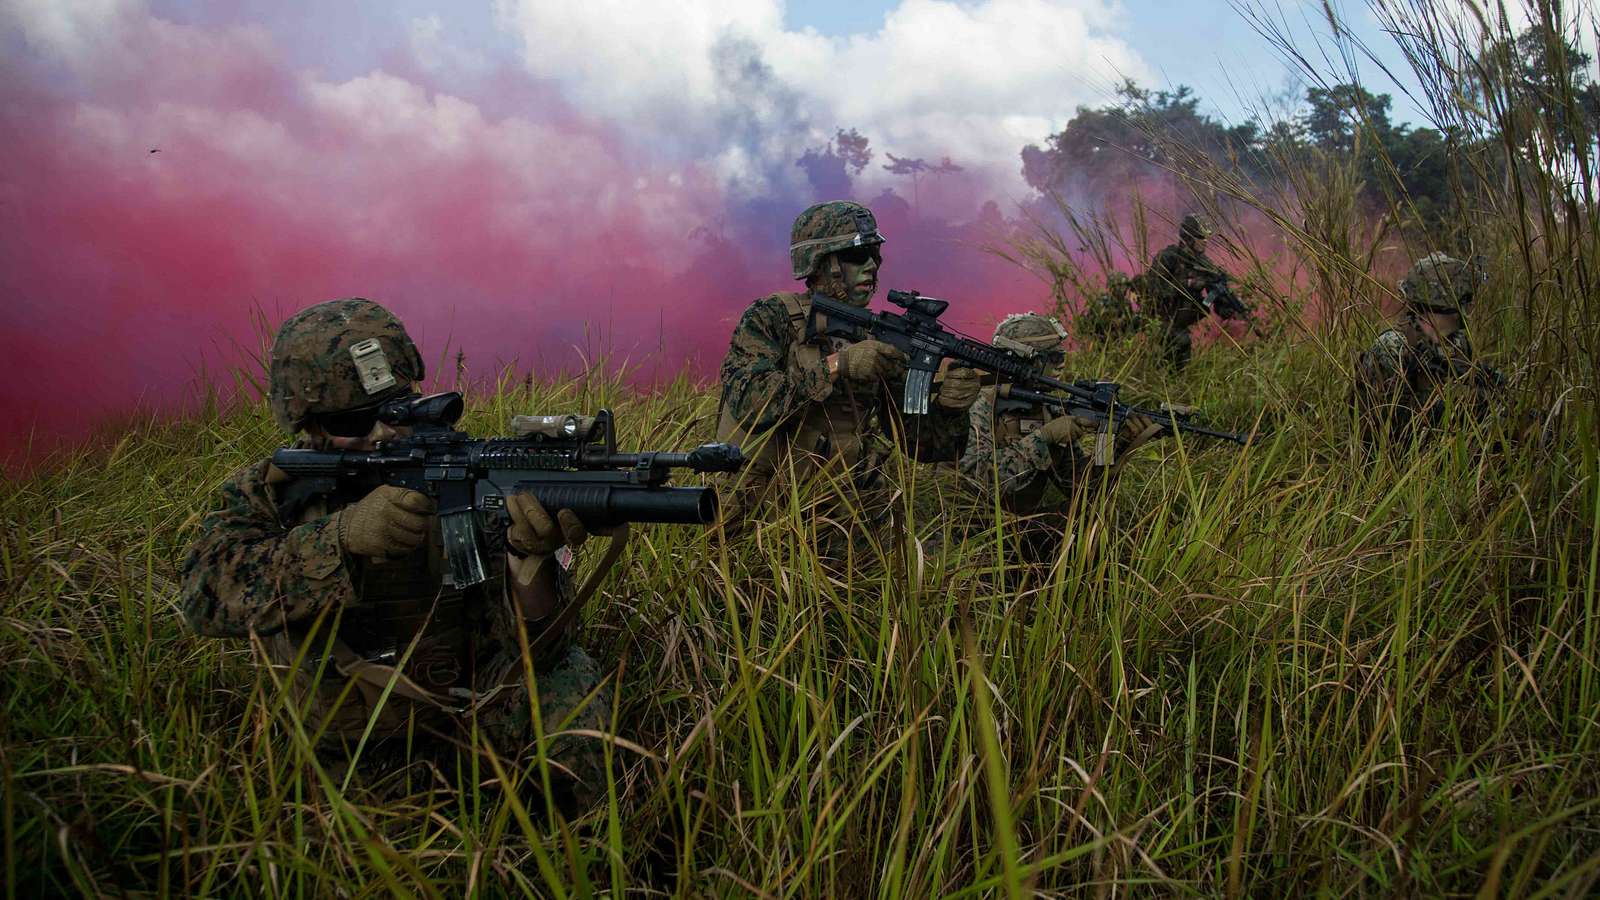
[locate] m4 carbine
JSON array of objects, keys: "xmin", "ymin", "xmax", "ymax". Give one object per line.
[
  {"xmin": 807, "ymin": 289, "xmax": 1258, "ymax": 455},
  {"xmin": 272, "ymin": 391, "xmax": 743, "ymax": 588}
]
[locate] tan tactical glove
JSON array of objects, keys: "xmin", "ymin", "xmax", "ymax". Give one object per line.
[
  {"xmin": 1116, "ymin": 413, "xmax": 1165, "ymax": 458},
  {"xmin": 936, "ymin": 366, "xmax": 982, "ymax": 411},
  {"xmin": 505, "ymin": 492, "xmax": 593, "ymax": 558},
  {"xmin": 1034, "ymin": 413, "xmax": 1099, "ymax": 446},
  {"xmin": 836, "ymin": 339, "xmax": 907, "ymax": 383},
  {"xmin": 336, "ymin": 485, "xmax": 434, "ymax": 560}
]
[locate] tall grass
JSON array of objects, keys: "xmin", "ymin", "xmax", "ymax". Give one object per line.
[{"xmin": 4, "ymin": 0, "xmax": 1599, "ymax": 895}]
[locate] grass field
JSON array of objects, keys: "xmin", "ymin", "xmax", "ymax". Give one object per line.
[
  {"xmin": 3, "ymin": 310, "xmax": 1596, "ymax": 895},
  {"xmin": 5, "ymin": 1, "xmax": 1598, "ymax": 894}
]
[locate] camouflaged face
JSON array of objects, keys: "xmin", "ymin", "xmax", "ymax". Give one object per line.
[
  {"xmin": 268, "ymin": 298, "xmax": 426, "ymax": 432},
  {"xmin": 1400, "ymin": 252, "xmax": 1478, "ymax": 311},
  {"xmin": 994, "ymin": 312, "xmax": 1067, "ymax": 349},
  {"xmin": 789, "ymin": 201, "xmax": 884, "ymax": 279}
]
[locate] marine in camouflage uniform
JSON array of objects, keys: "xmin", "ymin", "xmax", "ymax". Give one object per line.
[
  {"xmin": 716, "ymin": 201, "xmax": 978, "ymax": 546},
  {"xmin": 180, "ymin": 299, "xmax": 613, "ymax": 813},
  {"xmin": 1354, "ymin": 252, "xmax": 1504, "ymax": 447},
  {"xmin": 960, "ymin": 313, "xmax": 1160, "ymax": 561},
  {"xmin": 1145, "ymin": 214, "xmax": 1229, "ymax": 371}
]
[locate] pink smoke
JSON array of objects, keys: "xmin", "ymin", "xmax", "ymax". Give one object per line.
[{"xmin": 0, "ymin": 6, "xmax": 1053, "ymax": 472}]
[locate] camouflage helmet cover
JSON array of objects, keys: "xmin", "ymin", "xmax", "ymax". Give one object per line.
[
  {"xmin": 993, "ymin": 311, "xmax": 1068, "ymax": 355},
  {"xmin": 1179, "ymin": 213, "xmax": 1213, "ymax": 242},
  {"xmin": 1400, "ymin": 251, "xmax": 1481, "ymax": 312},
  {"xmin": 789, "ymin": 200, "xmax": 885, "ymax": 279},
  {"xmin": 268, "ymin": 298, "xmax": 425, "ymax": 432}
]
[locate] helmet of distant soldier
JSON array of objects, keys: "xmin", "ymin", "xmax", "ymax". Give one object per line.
[
  {"xmin": 268, "ymin": 298, "xmax": 425, "ymax": 433},
  {"xmin": 1400, "ymin": 252, "xmax": 1482, "ymax": 313},
  {"xmin": 789, "ymin": 200, "xmax": 886, "ymax": 280},
  {"xmin": 993, "ymin": 312, "xmax": 1069, "ymax": 356},
  {"xmin": 1179, "ymin": 214, "xmax": 1213, "ymax": 243}
]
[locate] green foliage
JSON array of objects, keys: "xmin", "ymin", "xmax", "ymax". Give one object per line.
[{"xmin": 2, "ymin": 317, "xmax": 1596, "ymax": 894}]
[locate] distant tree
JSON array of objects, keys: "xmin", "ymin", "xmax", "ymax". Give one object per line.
[
  {"xmin": 796, "ymin": 128, "xmax": 874, "ymax": 198},
  {"xmin": 882, "ymin": 153, "xmax": 962, "ymax": 211},
  {"xmin": 1019, "ymin": 81, "xmax": 1266, "ymax": 206},
  {"xmin": 1473, "ymin": 25, "xmax": 1598, "ymax": 182}
]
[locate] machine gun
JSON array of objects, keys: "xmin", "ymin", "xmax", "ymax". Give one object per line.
[
  {"xmin": 807, "ymin": 288, "xmax": 1258, "ymax": 455},
  {"xmin": 272, "ymin": 391, "xmax": 743, "ymax": 588}
]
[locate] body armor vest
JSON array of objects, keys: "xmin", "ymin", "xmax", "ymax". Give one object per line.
[
  {"xmin": 717, "ymin": 292, "xmax": 889, "ymax": 501},
  {"xmin": 272, "ymin": 476, "xmax": 502, "ymax": 697}
]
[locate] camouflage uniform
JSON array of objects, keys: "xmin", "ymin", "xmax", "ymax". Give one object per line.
[
  {"xmin": 181, "ymin": 299, "xmax": 611, "ymax": 810},
  {"xmin": 1354, "ymin": 253, "xmax": 1501, "ymax": 446},
  {"xmin": 1146, "ymin": 215, "xmax": 1227, "ymax": 371},
  {"xmin": 959, "ymin": 314, "xmax": 1104, "ymax": 565},
  {"xmin": 716, "ymin": 201, "xmax": 969, "ymax": 541}
]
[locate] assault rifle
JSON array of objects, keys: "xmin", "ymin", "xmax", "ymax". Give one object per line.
[
  {"xmin": 1199, "ymin": 274, "xmax": 1253, "ymax": 322},
  {"xmin": 272, "ymin": 392, "xmax": 743, "ymax": 588},
  {"xmin": 807, "ymin": 289, "xmax": 1258, "ymax": 454}
]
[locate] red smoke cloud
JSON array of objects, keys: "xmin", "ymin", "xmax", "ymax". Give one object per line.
[{"xmin": 0, "ymin": 7, "xmax": 1074, "ymax": 472}]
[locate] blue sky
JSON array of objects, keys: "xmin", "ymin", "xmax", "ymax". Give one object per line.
[{"xmin": 784, "ymin": 0, "xmax": 1432, "ymax": 126}]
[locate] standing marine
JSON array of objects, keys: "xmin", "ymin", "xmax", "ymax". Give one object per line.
[
  {"xmin": 1353, "ymin": 252, "xmax": 1504, "ymax": 447},
  {"xmin": 180, "ymin": 299, "xmax": 614, "ymax": 813},
  {"xmin": 1145, "ymin": 214, "xmax": 1234, "ymax": 371},
  {"xmin": 960, "ymin": 312, "xmax": 1159, "ymax": 561},
  {"xmin": 715, "ymin": 200, "xmax": 979, "ymax": 546}
]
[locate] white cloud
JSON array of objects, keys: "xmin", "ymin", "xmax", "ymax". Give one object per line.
[
  {"xmin": 1, "ymin": 0, "xmax": 134, "ymax": 63},
  {"xmin": 492, "ymin": 0, "xmax": 1150, "ymax": 197}
]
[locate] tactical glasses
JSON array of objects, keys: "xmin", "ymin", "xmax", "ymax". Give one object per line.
[
  {"xmin": 313, "ymin": 392, "xmax": 418, "ymax": 438},
  {"xmin": 835, "ymin": 245, "xmax": 881, "ymax": 266}
]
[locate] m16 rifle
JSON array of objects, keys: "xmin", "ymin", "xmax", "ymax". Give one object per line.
[
  {"xmin": 272, "ymin": 391, "xmax": 743, "ymax": 589},
  {"xmin": 807, "ymin": 289, "xmax": 1259, "ymax": 455}
]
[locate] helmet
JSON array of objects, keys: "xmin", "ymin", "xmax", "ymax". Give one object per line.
[
  {"xmin": 268, "ymin": 298, "xmax": 425, "ymax": 432},
  {"xmin": 789, "ymin": 200, "xmax": 885, "ymax": 280},
  {"xmin": 993, "ymin": 312, "xmax": 1068, "ymax": 357},
  {"xmin": 1179, "ymin": 214, "xmax": 1213, "ymax": 242},
  {"xmin": 1400, "ymin": 252, "xmax": 1482, "ymax": 312}
]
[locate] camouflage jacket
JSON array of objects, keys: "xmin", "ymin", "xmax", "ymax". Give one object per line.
[
  {"xmin": 1146, "ymin": 243, "xmax": 1225, "ymax": 328},
  {"xmin": 1354, "ymin": 316, "xmax": 1499, "ymax": 439},
  {"xmin": 180, "ymin": 456, "xmax": 577, "ymax": 740},
  {"xmin": 717, "ymin": 292, "xmax": 969, "ymax": 495},
  {"xmin": 959, "ymin": 388, "xmax": 1092, "ymax": 516}
]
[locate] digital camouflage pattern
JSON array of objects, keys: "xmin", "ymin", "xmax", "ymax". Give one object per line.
[
  {"xmin": 788, "ymin": 200, "xmax": 884, "ymax": 280},
  {"xmin": 1400, "ymin": 252, "xmax": 1480, "ymax": 312},
  {"xmin": 960, "ymin": 388, "xmax": 1093, "ymax": 516},
  {"xmin": 717, "ymin": 292, "xmax": 970, "ymax": 522},
  {"xmin": 994, "ymin": 311, "xmax": 1068, "ymax": 349},
  {"xmin": 269, "ymin": 298, "xmax": 425, "ymax": 432},
  {"xmin": 1353, "ymin": 313, "xmax": 1501, "ymax": 446},
  {"xmin": 719, "ymin": 294, "xmax": 838, "ymax": 437},
  {"xmin": 719, "ymin": 202, "xmax": 965, "ymax": 538},
  {"xmin": 180, "ymin": 456, "xmax": 614, "ymax": 810}
]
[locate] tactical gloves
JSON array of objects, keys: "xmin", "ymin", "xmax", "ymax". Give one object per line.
[
  {"xmin": 1035, "ymin": 413, "xmax": 1098, "ymax": 446},
  {"xmin": 836, "ymin": 340, "xmax": 907, "ymax": 383},
  {"xmin": 1115, "ymin": 413, "xmax": 1164, "ymax": 458},
  {"xmin": 936, "ymin": 367, "xmax": 982, "ymax": 411},
  {"xmin": 505, "ymin": 492, "xmax": 592, "ymax": 558},
  {"xmin": 336, "ymin": 485, "xmax": 435, "ymax": 559}
]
